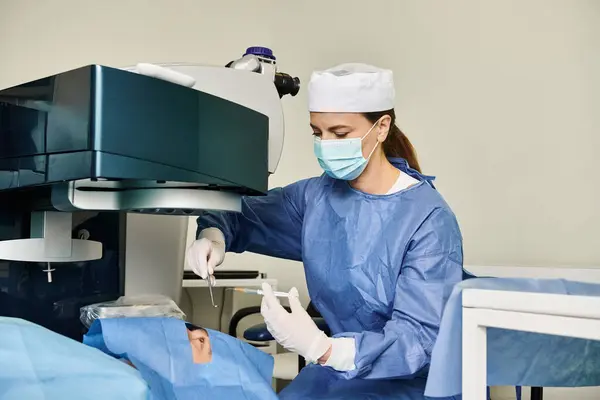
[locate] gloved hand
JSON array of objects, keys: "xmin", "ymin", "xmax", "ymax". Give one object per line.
[
  {"xmin": 260, "ymin": 283, "xmax": 331, "ymax": 363},
  {"xmin": 186, "ymin": 228, "xmax": 226, "ymax": 281}
]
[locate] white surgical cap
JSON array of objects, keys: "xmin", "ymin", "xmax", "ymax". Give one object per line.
[{"xmin": 308, "ymin": 63, "xmax": 395, "ymax": 113}]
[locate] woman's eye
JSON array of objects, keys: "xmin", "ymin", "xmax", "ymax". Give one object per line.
[
  {"xmin": 334, "ymin": 132, "xmax": 349, "ymax": 137},
  {"xmin": 312, "ymin": 131, "xmax": 322, "ymax": 137}
]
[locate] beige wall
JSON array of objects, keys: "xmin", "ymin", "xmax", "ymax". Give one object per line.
[
  {"xmin": 269, "ymin": 0, "xmax": 600, "ymax": 269},
  {"xmin": 1, "ymin": 1, "xmax": 599, "ymax": 396}
]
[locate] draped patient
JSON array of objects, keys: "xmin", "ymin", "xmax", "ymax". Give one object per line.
[{"xmin": 80, "ymin": 297, "xmax": 277, "ymax": 399}]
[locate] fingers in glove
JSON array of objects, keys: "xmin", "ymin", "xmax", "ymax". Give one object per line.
[
  {"xmin": 185, "ymin": 245, "xmax": 196, "ymax": 275},
  {"xmin": 206, "ymin": 246, "xmax": 218, "ymax": 276},
  {"xmin": 260, "ymin": 295, "xmax": 269, "ymax": 314},
  {"xmin": 261, "ymin": 295, "xmax": 281, "ymax": 323},
  {"xmin": 261, "ymin": 283, "xmax": 290, "ymax": 322},
  {"xmin": 198, "ymin": 240, "xmax": 212, "ymax": 279},
  {"xmin": 260, "ymin": 288, "xmax": 273, "ymax": 316},
  {"xmin": 187, "ymin": 240, "xmax": 209, "ymax": 279},
  {"xmin": 287, "ymin": 287, "xmax": 304, "ymax": 313},
  {"xmin": 261, "ymin": 282, "xmax": 281, "ymax": 309}
]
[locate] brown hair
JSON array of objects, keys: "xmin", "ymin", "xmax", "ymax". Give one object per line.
[{"xmin": 363, "ymin": 109, "xmax": 421, "ymax": 173}]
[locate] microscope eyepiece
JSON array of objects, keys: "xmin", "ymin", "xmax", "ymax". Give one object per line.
[
  {"xmin": 226, "ymin": 47, "xmax": 300, "ymax": 98},
  {"xmin": 274, "ymin": 73, "xmax": 300, "ymax": 98}
]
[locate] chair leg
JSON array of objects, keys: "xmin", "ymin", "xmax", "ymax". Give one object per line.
[{"xmin": 531, "ymin": 387, "xmax": 543, "ymax": 400}]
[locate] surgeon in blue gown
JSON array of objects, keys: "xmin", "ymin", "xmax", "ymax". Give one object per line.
[{"xmin": 187, "ymin": 63, "xmax": 464, "ymax": 399}]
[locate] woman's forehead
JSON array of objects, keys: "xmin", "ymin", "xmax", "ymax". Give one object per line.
[{"xmin": 309, "ymin": 112, "xmax": 367, "ymax": 128}]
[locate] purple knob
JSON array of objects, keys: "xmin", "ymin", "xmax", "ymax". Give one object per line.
[{"xmin": 244, "ymin": 46, "xmax": 276, "ymax": 60}]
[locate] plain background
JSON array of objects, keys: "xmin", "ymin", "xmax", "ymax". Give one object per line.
[{"xmin": 1, "ymin": 1, "xmax": 599, "ymax": 398}]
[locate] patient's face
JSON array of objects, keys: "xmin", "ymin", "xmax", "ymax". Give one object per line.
[
  {"xmin": 122, "ymin": 327, "xmax": 212, "ymax": 369},
  {"xmin": 187, "ymin": 328, "xmax": 212, "ymax": 364}
]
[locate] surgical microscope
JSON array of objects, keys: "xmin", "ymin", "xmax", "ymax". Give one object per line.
[{"xmin": 0, "ymin": 47, "xmax": 299, "ymax": 340}]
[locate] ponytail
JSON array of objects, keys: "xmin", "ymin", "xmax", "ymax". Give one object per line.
[{"xmin": 363, "ymin": 109, "xmax": 421, "ymax": 173}]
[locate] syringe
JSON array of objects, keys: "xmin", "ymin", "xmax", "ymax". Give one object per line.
[{"xmin": 234, "ymin": 288, "xmax": 291, "ymax": 298}]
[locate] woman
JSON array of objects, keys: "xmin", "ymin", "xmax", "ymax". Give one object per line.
[{"xmin": 187, "ymin": 63, "xmax": 463, "ymax": 399}]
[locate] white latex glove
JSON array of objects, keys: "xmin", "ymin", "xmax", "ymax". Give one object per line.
[
  {"xmin": 260, "ymin": 283, "xmax": 331, "ymax": 363},
  {"xmin": 186, "ymin": 228, "xmax": 225, "ymax": 281}
]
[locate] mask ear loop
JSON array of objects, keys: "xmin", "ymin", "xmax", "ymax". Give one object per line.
[
  {"xmin": 362, "ymin": 118, "xmax": 383, "ymax": 160},
  {"xmin": 360, "ymin": 119, "xmax": 380, "ymax": 141}
]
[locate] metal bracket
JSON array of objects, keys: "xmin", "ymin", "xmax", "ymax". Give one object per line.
[{"xmin": 0, "ymin": 211, "xmax": 102, "ymax": 263}]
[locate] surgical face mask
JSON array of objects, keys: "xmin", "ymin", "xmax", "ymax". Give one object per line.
[{"xmin": 313, "ymin": 119, "xmax": 380, "ymax": 181}]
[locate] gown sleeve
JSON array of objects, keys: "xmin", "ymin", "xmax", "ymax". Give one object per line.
[
  {"xmin": 196, "ymin": 178, "xmax": 314, "ymax": 261},
  {"xmin": 333, "ymin": 207, "xmax": 464, "ymax": 380}
]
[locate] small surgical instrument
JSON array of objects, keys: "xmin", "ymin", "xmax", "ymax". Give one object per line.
[{"xmin": 207, "ymin": 275, "xmax": 217, "ymax": 308}]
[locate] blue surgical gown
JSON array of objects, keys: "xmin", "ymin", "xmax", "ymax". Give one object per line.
[{"xmin": 197, "ymin": 158, "xmax": 464, "ymax": 400}]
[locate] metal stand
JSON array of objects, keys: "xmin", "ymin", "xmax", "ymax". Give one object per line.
[{"xmin": 0, "ymin": 211, "xmax": 102, "ymax": 270}]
